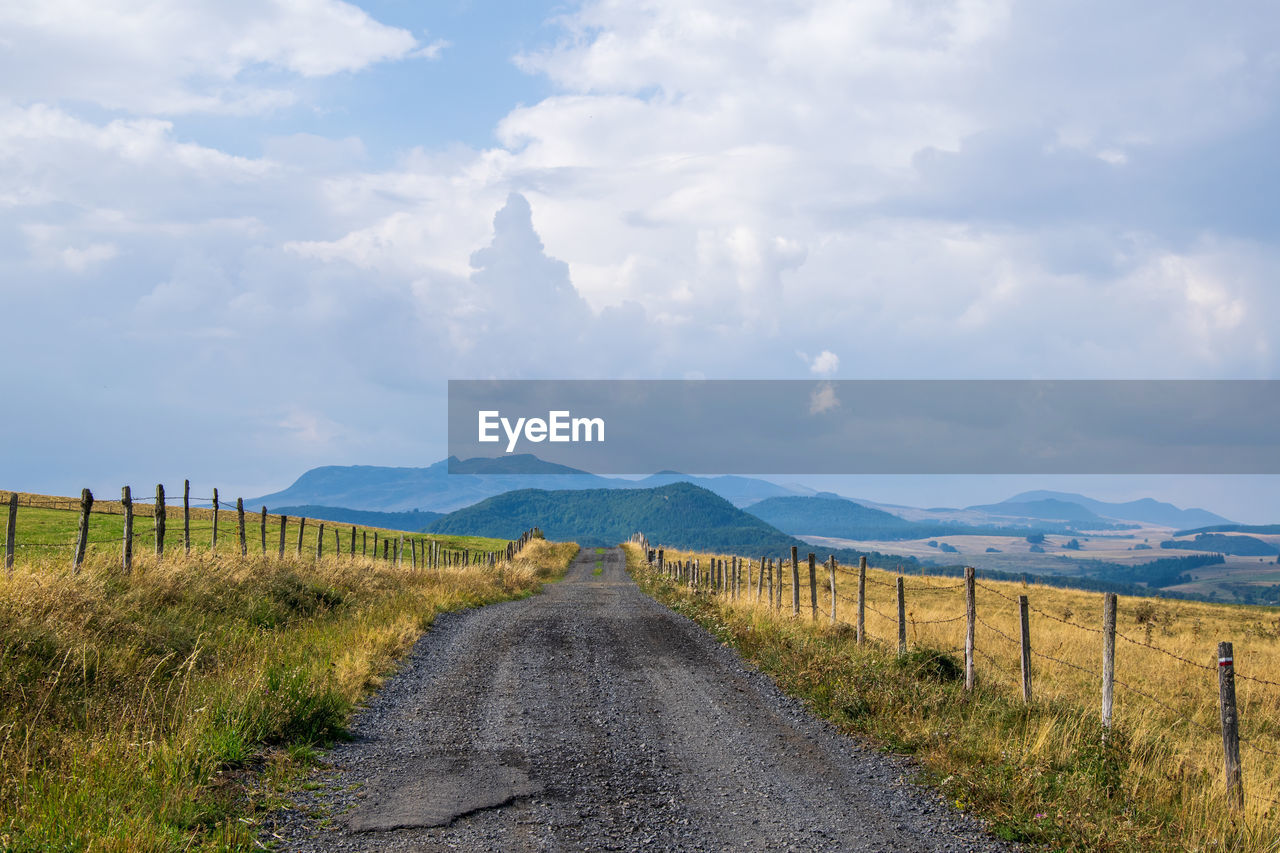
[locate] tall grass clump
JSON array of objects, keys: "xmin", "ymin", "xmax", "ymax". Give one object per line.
[
  {"xmin": 0, "ymin": 538, "xmax": 576, "ymax": 851},
  {"xmin": 628, "ymin": 544, "xmax": 1280, "ymax": 852}
]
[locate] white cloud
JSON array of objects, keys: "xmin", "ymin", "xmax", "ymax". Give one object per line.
[
  {"xmin": 4, "ymin": 0, "xmax": 1280, "ymax": 498},
  {"xmin": 0, "ymin": 0, "xmax": 421, "ymax": 114},
  {"xmin": 809, "ymin": 382, "xmax": 840, "ymax": 414},
  {"xmin": 809, "ymin": 350, "xmax": 839, "ymax": 376}
]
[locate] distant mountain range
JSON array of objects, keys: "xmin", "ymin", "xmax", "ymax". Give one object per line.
[
  {"xmin": 745, "ymin": 494, "xmax": 1125, "ymax": 541},
  {"xmin": 252, "ymin": 456, "xmax": 810, "ymax": 513},
  {"xmin": 252, "ymin": 457, "xmax": 1237, "ymax": 534},
  {"xmin": 985, "ymin": 490, "xmax": 1232, "ymax": 529},
  {"xmin": 426, "ymin": 482, "xmax": 912, "ymax": 566}
]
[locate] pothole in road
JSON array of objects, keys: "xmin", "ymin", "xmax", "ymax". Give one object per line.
[{"xmin": 347, "ymin": 758, "xmax": 542, "ymax": 831}]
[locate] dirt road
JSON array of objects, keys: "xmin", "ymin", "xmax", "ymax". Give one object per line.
[{"xmin": 268, "ymin": 547, "xmax": 1015, "ymax": 851}]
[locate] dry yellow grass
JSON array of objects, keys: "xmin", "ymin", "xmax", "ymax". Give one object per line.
[
  {"xmin": 638, "ymin": 545, "xmax": 1280, "ymax": 851},
  {"xmin": 0, "ymin": 530, "xmax": 576, "ymax": 851}
]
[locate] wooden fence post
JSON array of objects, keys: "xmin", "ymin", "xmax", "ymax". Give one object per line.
[
  {"xmin": 211, "ymin": 488, "xmax": 219, "ymax": 550},
  {"xmin": 808, "ymin": 553, "xmax": 818, "ymax": 619},
  {"xmin": 857, "ymin": 556, "xmax": 867, "ymax": 646},
  {"xmin": 121, "ymin": 486, "xmax": 133, "ymax": 574},
  {"xmin": 297, "ymin": 517, "xmax": 305, "ymax": 555},
  {"xmin": 362, "ymin": 530, "xmax": 367, "ymax": 558},
  {"xmin": 1102, "ymin": 592, "xmax": 1116, "ymax": 734},
  {"xmin": 964, "ymin": 567, "xmax": 975, "ymax": 691},
  {"xmin": 236, "ymin": 498, "xmax": 246, "ymax": 557},
  {"xmin": 1218, "ymin": 641, "xmax": 1243, "ymax": 808},
  {"xmin": 756, "ymin": 555, "xmax": 765, "ymax": 602},
  {"xmin": 334, "ymin": 526, "xmax": 340, "ymax": 555},
  {"xmin": 791, "ymin": 546, "xmax": 800, "ymax": 615},
  {"xmin": 74, "ymin": 488, "xmax": 93, "ymax": 572},
  {"xmin": 411, "ymin": 538, "xmax": 418, "ymax": 570},
  {"xmin": 896, "ymin": 576, "xmax": 906, "ymax": 656},
  {"xmin": 183, "ymin": 479, "xmax": 191, "ymax": 555},
  {"xmin": 154, "ymin": 484, "xmax": 165, "ymax": 559},
  {"xmin": 317, "ymin": 523, "xmax": 324, "ymax": 559},
  {"xmin": 1019, "ymin": 595, "xmax": 1032, "ymax": 703},
  {"xmin": 828, "ymin": 556, "xmax": 837, "ymax": 625},
  {"xmin": 260, "ymin": 507, "xmax": 267, "ymax": 553},
  {"xmin": 350, "ymin": 526, "xmax": 356, "ymax": 558},
  {"xmin": 278, "ymin": 515, "xmax": 287, "ymax": 558},
  {"xmin": 4, "ymin": 492, "xmax": 16, "ymax": 571},
  {"xmin": 398, "ymin": 535, "xmax": 404, "ymax": 567}
]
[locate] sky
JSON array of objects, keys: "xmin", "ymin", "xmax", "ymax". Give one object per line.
[{"xmin": 2, "ymin": 0, "xmax": 1278, "ymax": 520}]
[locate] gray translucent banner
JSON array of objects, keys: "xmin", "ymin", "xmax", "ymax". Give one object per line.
[{"xmin": 447, "ymin": 380, "xmax": 1280, "ymax": 474}]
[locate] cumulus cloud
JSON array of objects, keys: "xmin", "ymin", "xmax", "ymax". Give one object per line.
[
  {"xmin": 0, "ymin": 0, "xmax": 422, "ymax": 114},
  {"xmin": 809, "ymin": 382, "xmax": 840, "ymax": 414},
  {"xmin": 808, "ymin": 350, "xmax": 840, "ymax": 376},
  {"xmin": 4, "ymin": 0, "xmax": 1280, "ymax": 497}
]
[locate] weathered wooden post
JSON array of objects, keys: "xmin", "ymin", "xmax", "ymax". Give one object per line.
[
  {"xmin": 211, "ymin": 487, "xmax": 219, "ymax": 550},
  {"xmin": 411, "ymin": 538, "xmax": 418, "ymax": 570},
  {"xmin": 154, "ymin": 484, "xmax": 166, "ymax": 558},
  {"xmin": 350, "ymin": 526, "xmax": 356, "ymax": 558},
  {"xmin": 4, "ymin": 492, "xmax": 16, "ymax": 570},
  {"xmin": 362, "ymin": 530, "xmax": 367, "ymax": 558},
  {"xmin": 658, "ymin": 548, "xmax": 664, "ymax": 575},
  {"xmin": 756, "ymin": 555, "xmax": 766, "ymax": 602},
  {"xmin": 1218, "ymin": 641, "xmax": 1243, "ymax": 808},
  {"xmin": 828, "ymin": 556, "xmax": 837, "ymax": 625},
  {"xmin": 236, "ymin": 498, "xmax": 246, "ymax": 557},
  {"xmin": 382, "ymin": 539, "xmax": 389, "ymax": 560},
  {"xmin": 398, "ymin": 535, "xmax": 404, "ymax": 567},
  {"xmin": 767, "ymin": 558, "xmax": 775, "ymax": 607},
  {"xmin": 1102, "ymin": 592, "xmax": 1116, "ymax": 734},
  {"xmin": 964, "ymin": 567, "xmax": 976, "ymax": 691},
  {"xmin": 896, "ymin": 576, "xmax": 906, "ymax": 656},
  {"xmin": 297, "ymin": 517, "xmax": 306, "ymax": 555},
  {"xmin": 791, "ymin": 546, "xmax": 800, "ymax": 615},
  {"xmin": 333, "ymin": 526, "xmax": 339, "ymax": 555},
  {"xmin": 73, "ymin": 488, "xmax": 93, "ymax": 572},
  {"xmin": 121, "ymin": 486, "xmax": 133, "ymax": 574},
  {"xmin": 278, "ymin": 515, "xmax": 287, "ymax": 558},
  {"xmin": 857, "ymin": 556, "xmax": 867, "ymax": 647},
  {"xmin": 183, "ymin": 479, "xmax": 191, "ymax": 555},
  {"xmin": 1019, "ymin": 595, "xmax": 1033, "ymax": 703},
  {"xmin": 809, "ymin": 553, "xmax": 818, "ymax": 620},
  {"xmin": 259, "ymin": 507, "xmax": 267, "ymax": 553},
  {"xmin": 316, "ymin": 523, "xmax": 325, "ymax": 559}
]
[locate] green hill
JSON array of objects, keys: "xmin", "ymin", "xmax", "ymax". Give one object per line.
[{"xmin": 426, "ymin": 482, "xmax": 914, "ymax": 566}]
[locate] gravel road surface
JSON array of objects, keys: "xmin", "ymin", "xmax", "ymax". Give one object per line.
[{"xmin": 266, "ymin": 547, "xmax": 1017, "ymax": 852}]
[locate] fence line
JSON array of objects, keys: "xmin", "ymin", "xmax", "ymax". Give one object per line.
[
  {"xmin": 637, "ymin": 537, "xmax": 1276, "ymax": 813},
  {"xmin": 1, "ymin": 488, "xmax": 542, "ymax": 578}
]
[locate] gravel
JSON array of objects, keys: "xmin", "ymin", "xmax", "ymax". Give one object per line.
[{"xmin": 263, "ymin": 547, "xmax": 1020, "ymax": 852}]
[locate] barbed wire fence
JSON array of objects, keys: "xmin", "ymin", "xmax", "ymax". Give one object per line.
[
  {"xmin": 634, "ymin": 537, "xmax": 1279, "ymax": 814},
  {"xmin": 2, "ymin": 488, "xmax": 541, "ymax": 576}
]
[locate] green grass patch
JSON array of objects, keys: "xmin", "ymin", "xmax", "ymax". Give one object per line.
[{"xmin": 0, "ymin": 525, "xmax": 577, "ymax": 851}]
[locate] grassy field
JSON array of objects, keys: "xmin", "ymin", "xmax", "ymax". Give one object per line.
[
  {"xmin": 0, "ymin": 493, "xmax": 577, "ymax": 851},
  {"xmin": 2, "ymin": 490, "xmax": 493, "ymax": 567},
  {"xmin": 630, "ymin": 544, "xmax": 1280, "ymax": 851},
  {"xmin": 804, "ymin": 528, "xmax": 1280, "ymax": 602}
]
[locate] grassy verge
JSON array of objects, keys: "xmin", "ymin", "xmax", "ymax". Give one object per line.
[
  {"xmin": 0, "ymin": 536, "xmax": 577, "ymax": 851},
  {"xmin": 626, "ymin": 544, "xmax": 1276, "ymax": 852}
]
